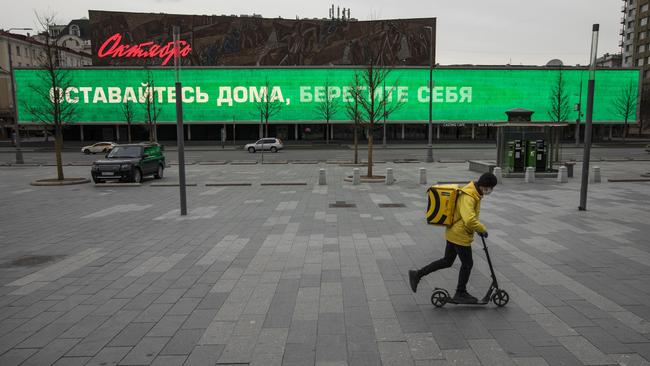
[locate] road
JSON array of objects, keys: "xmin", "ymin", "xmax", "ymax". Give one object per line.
[{"xmin": 1, "ymin": 144, "xmax": 648, "ymax": 165}]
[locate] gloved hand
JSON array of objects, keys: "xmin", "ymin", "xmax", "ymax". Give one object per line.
[{"xmin": 479, "ymin": 231, "xmax": 488, "ymax": 238}]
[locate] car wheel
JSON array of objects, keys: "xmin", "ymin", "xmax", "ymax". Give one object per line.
[
  {"xmin": 248, "ymin": 147, "xmax": 256, "ymax": 153},
  {"xmin": 92, "ymin": 176, "xmax": 103, "ymax": 184},
  {"xmin": 154, "ymin": 164, "xmax": 164, "ymax": 179},
  {"xmin": 270, "ymin": 146, "xmax": 278, "ymax": 153},
  {"xmin": 132, "ymin": 168, "xmax": 142, "ymax": 183},
  {"xmin": 83, "ymin": 149, "xmax": 90, "ymax": 155}
]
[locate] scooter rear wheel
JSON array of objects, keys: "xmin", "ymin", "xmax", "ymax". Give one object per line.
[
  {"xmin": 492, "ymin": 289, "xmax": 509, "ymax": 307},
  {"xmin": 431, "ymin": 289, "xmax": 448, "ymax": 308}
]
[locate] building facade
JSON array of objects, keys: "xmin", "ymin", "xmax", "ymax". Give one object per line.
[
  {"xmin": 0, "ymin": 31, "xmax": 92, "ymax": 138},
  {"xmin": 621, "ymin": 0, "xmax": 650, "ymax": 132}
]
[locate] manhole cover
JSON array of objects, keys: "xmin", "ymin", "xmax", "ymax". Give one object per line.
[
  {"xmin": 378, "ymin": 203, "xmax": 406, "ymax": 208},
  {"xmin": 9, "ymin": 255, "xmax": 62, "ymax": 267},
  {"xmin": 329, "ymin": 201, "xmax": 356, "ymax": 208}
]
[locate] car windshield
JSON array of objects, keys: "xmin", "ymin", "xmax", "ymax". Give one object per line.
[{"xmin": 107, "ymin": 146, "xmax": 142, "ymax": 158}]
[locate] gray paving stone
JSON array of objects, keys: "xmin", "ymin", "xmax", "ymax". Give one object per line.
[
  {"xmin": 160, "ymin": 329, "xmax": 204, "ymax": 355},
  {"xmin": 489, "ymin": 329, "xmax": 538, "ymax": 358},
  {"xmin": 182, "ymin": 344, "xmax": 224, "ymax": 366},
  {"xmin": 282, "ymin": 342, "xmax": 316, "ymax": 365},
  {"xmin": 120, "ymin": 336, "xmax": 170, "ymax": 365},
  {"xmin": 66, "ymin": 310, "xmax": 140, "ymax": 357},
  {"xmin": 287, "ymin": 319, "xmax": 318, "ymax": 345},
  {"xmin": 85, "ymin": 346, "xmax": 132, "ymax": 366},
  {"xmin": 405, "ymin": 332, "xmax": 444, "ymax": 360},
  {"xmin": 316, "ymin": 334, "xmax": 348, "ymax": 362},
  {"xmin": 52, "ymin": 356, "xmax": 92, "ymax": 366},
  {"xmin": 468, "ymin": 339, "xmax": 516, "ymax": 366},
  {"xmin": 0, "ymin": 348, "xmax": 39, "ymax": 366},
  {"xmin": 429, "ymin": 323, "xmax": 469, "ymax": 350},
  {"xmin": 151, "ymin": 355, "xmax": 187, "ymax": 366},
  {"xmin": 318, "ymin": 313, "xmax": 346, "ymax": 335},
  {"xmin": 574, "ymin": 326, "xmax": 634, "ymax": 354},
  {"xmin": 535, "ymin": 346, "xmax": 583, "ymax": 366},
  {"xmin": 134, "ymin": 303, "xmax": 174, "ymax": 323},
  {"xmin": 557, "ymin": 335, "xmax": 616, "ymax": 365},
  {"xmin": 108, "ymin": 322, "xmax": 155, "ymax": 347},
  {"xmin": 21, "ymin": 338, "xmax": 80, "ymax": 366},
  {"xmin": 443, "ymin": 349, "xmax": 481, "ymax": 366},
  {"xmin": 147, "ymin": 315, "xmax": 188, "ymax": 337},
  {"xmin": 217, "ymin": 334, "xmax": 258, "ymax": 364}
]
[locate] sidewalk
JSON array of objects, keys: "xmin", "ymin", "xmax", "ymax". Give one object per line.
[{"xmin": 0, "ymin": 162, "xmax": 649, "ymax": 365}]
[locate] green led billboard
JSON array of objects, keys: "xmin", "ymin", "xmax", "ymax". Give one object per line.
[{"xmin": 14, "ymin": 67, "xmax": 640, "ymax": 124}]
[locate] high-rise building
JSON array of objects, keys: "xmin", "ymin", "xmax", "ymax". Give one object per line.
[{"xmin": 621, "ymin": 0, "xmax": 636, "ymax": 67}]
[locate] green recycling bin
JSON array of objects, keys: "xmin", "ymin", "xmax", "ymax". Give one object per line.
[
  {"xmin": 526, "ymin": 140, "xmax": 536, "ymax": 168},
  {"xmin": 506, "ymin": 141, "xmax": 515, "ymax": 172}
]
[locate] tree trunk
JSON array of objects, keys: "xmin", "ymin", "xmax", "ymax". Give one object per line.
[
  {"xmin": 624, "ymin": 120, "xmax": 629, "ymax": 142},
  {"xmin": 54, "ymin": 125, "xmax": 64, "ymax": 180},
  {"xmin": 367, "ymin": 124, "xmax": 374, "ymax": 177},
  {"xmin": 353, "ymin": 123, "xmax": 359, "ymax": 164},
  {"xmin": 326, "ymin": 121, "xmax": 329, "ymax": 144},
  {"xmin": 127, "ymin": 124, "xmax": 132, "ymax": 143}
]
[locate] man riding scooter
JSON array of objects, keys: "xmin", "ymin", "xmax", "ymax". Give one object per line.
[{"xmin": 409, "ymin": 172, "xmax": 498, "ymax": 303}]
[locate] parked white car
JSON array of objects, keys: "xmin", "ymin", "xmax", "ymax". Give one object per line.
[
  {"xmin": 245, "ymin": 138, "xmax": 284, "ymax": 153},
  {"xmin": 82, "ymin": 142, "xmax": 116, "ymax": 154}
]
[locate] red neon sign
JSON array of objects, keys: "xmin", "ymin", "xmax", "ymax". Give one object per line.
[{"xmin": 97, "ymin": 33, "xmax": 192, "ymax": 66}]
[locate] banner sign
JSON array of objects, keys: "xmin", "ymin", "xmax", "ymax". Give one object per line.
[{"xmin": 15, "ymin": 67, "xmax": 640, "ymax": 124}]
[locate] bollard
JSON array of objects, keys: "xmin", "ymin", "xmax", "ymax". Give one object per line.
[
  {"xmin": 386, "ymin": 168, "xmax": 394, "ymax": 185},
  {"xmin": 557, "ymin": 166, "xmax": 568, "ymax": 183},
  {"xmin": 591, "ymin": 166, "xmax": 601, "ymax": 183},
  {"xmin": 319, "ymin": 168, "xmax": 326, "ymax": 185},
  {"xmin": 353, "ymin": 168, "xmax": 360, "ymax": 185},
  {"xmin": 419, "ymin": 168, "xmax": 427, "ymax": 185},
  {"xmin": 492, "ymin": 167, "xmax": 503, "ymax": 184},
  {"xmin": 525, "ymin": 167, "xmax": 535, "ymax": 183}
]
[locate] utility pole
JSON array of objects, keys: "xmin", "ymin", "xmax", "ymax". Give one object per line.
[
  {"xmin": 579, "ymin": 24, "xmax": 599, "ymax": 211},
  {"xmin": 424, "ymin": 24, "xmax": 435, "ymax": 162}
]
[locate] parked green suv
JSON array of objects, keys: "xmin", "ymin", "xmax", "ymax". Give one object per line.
[{"xmin": 91, "ymin": 143, "xmax": 165, "ymax": 184}]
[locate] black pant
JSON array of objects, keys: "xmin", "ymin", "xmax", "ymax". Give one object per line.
[{"xmin": 418, "ymin": 241, "xmax": 473, "ymax": 292}]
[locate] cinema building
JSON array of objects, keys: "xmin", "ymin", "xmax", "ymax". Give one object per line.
[{"xmin": 12, "ymin": 10, "xmax": 639, "ymax": 143}]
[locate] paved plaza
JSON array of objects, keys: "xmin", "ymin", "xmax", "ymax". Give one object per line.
[{"xmin": 0, "ymin": 160, "xmax": 649, "ymax": 366}]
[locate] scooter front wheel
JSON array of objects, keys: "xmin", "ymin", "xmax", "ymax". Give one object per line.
[
  {"xmin": 492, "ymin": 289, "xmax": 509, "ymax": 307},
  {"xmin": 431, "ymin": 289, "xmax": 448, "ymax": 308}
]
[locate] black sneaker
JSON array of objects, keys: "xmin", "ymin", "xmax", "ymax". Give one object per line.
[
  {"xmin": 408, "ymin": 270, "xmax": 420, "ymax": 293},
  {"xmin": 452, "ymin": 291, "xmax": 478, "ymax": 304}
]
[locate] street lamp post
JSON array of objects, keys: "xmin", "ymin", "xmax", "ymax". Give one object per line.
[
  {"xmin": 173, "ymin": 26, "xmax": 187, "ymax": 216},
  {"xmin": 5, "ymin": 27, "xmax": 32, "ymax": 164},
  {"xmin": 579, "ymin": 24, "xmax": 599, "ymax": 211},
  {"xmin": 424, "ymin": 25, "xmax": 435, "ymax": 162}
]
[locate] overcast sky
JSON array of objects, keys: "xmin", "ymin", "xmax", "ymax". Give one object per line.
[{"xmin": 1, "ymin": 0, "xmax": 621, "ymax": 66}]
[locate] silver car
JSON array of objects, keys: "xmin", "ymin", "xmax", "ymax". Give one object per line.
[
  {"xmin": 82, "ymin": 142, "xmax": 116, "ymax": 154},
  {"xmin": 245, "ymin": 138, "xmax": 284, "ymax": 153}
]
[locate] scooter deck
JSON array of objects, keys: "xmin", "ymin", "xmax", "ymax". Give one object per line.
[{"xmin": 444, "ymin": 298, "xmax": 489, "ymax": 305}]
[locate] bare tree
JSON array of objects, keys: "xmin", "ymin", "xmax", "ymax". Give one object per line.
[
  {"xmin": 612, "ymin": 80, "xmax": 638, "ymax": 141},
  {"xmin": 344, "ymin": 73, "xmax": 363, "ymax": 164},
  {"xmin": 349, "ymin": 59, "xmax": 404, "ymax": 177},
  {"xmin": 23, "ymin": 13, "xmax": 77, "ymax": 180},
  {"xmin": 315, "ymin": 79, "xmax": 341, "ymax": 144},
  {"xmin": 141, "ymin": 68, "xmax": 161, "ymax": 142},
  {"xmin": 254, "ymin": 78, "xmax": 282, "ymax": 138},
  {"xmin": 120, "ymin": 101, "xmax": 135, "ymax": 143},
  {"xmin": 547, "ymin": 68, "xmax": 570, "ymax": 162}
]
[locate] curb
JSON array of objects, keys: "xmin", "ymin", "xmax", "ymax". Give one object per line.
[{"xmin": 30, "ymin": 178, "xmax": 90, "ymax": 186}]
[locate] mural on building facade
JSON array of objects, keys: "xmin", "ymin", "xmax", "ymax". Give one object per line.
[{"xmin": 89, "ymin": 10, "xmax": 436, "ymax": 67}]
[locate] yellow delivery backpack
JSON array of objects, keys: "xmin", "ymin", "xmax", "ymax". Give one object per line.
[{"xmin": 426, "ymin": 184, "xmax": 460, "ymax": 226}]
